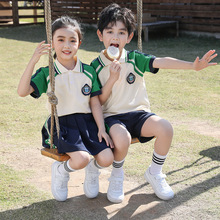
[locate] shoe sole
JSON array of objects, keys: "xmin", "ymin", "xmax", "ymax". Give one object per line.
[{"xmin": 107, "ymin": 193, "xmax": 124, "ymax": 203}]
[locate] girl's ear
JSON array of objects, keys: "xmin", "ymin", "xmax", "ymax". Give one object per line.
[
  {"xmin": 97, "ymin": 29, "xmax": 103, "ymax": 42},
  {"xmin": 78, "ymin": 40, "xmax": 82, "ymax": 48},
  {"xmin": 127, "ymin": 32, "xmax": 134, "ymax": 44}
]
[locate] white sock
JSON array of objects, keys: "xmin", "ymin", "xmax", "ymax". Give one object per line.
[
  {"xmin": 112, "ymin": 159, "xmax": 124, "ymax": 177},
  {"xmin": 149, "ymin": 151, "xmax": 167, "ymax": 175},
  {"xmin": 57, "ymin": 160, "xmax": 75, "ymax": 175},
  {"xmin": 89, "ymin": 158, "xmax": 104, "ymax": 170}
]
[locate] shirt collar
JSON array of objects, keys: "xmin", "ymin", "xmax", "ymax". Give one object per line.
[
  {"xmin": 54, "ymin": 56, "xmax": 83, "ymax": 74},
  {"xmin": 98, "ymin": 48, "xmax": 127, "ymax": 67}
]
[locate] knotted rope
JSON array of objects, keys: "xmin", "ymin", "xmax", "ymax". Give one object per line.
[
  {"xmin": 137, "ymin": 0, "xmax": 143, "ymax": 52},
  {"xmin": 44, "ymin": 0, "xmax": 60, "ymax": 148}
]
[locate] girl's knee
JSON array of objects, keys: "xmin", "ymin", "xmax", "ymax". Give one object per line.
[
  {"xmin": 68, "ymin": 151, "xmax": 90, "ymax": 169},
  {"xmin": 95, "ymin": 149, "xmax": 114, "ymax": 167}
]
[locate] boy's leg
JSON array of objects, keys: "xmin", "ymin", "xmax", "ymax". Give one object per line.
[
  {"xmin": 107, "ymin": 124, "xmax": 131, "ymax": 203},
  {"xmin": 140, "ymin": 115, "xmax": 174, "ymax": 200},
  {"xmin": 52, "ymin": 151, "xmax": 90, "ymax": 201},
  {"xmin": 84, "ymin": 148, "xmax": 114, "ymax": 199}
]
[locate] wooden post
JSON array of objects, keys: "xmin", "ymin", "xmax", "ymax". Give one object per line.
[
  {"xmin": 33, "ymin": 1, "xmax": 37, "ymax": 23},
  {"xmin": 11, "ymin": 0, "xmax": 19, "ymax": 26}
]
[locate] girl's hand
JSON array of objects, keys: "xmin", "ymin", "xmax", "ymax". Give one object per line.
[
  {"xmin": 109, "ymin": 60, "xmax": 121, "ymax": 82},
  {"xmin": 193, "ymin": 49, "xmax": 218, "ymax": 71},
  {"xmin": 98, "ymin": 130, "xmax": 114, "ymax": 149},
  {"xmin": 31, "ymin": 41, "xmax": 50, "ymax": 64}
]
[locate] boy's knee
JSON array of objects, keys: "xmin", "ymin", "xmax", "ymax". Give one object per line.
[
  {"xmin": 160, "ymin": 119, "xmax": 173, "ymax": 138},
  {"xmin": 96, "ymin": 149, "xmax": 114, "ymax": 167}
]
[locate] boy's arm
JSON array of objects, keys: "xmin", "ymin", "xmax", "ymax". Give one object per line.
[
  {"xmin": 99, "ymin": 60, "xmax": 121, "ymax": 105},
  {"xmin": 90, "ymin": 96, "xmax": 114, "ymax": 148},
  {"xmin": 153, "ymin": 50, "xmax": 217, "ymax": 71},
  {"xmin": 17, "ymin": 41, "xmax": 50, "ymax": 97}
]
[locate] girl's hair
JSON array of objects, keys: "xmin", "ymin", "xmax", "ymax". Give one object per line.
[
  {"xmin": 97, "ymin": 3, "xmax": 136, "ymax": 35},
  {"xmin": 52, "ymin": 16, "xmax": 83, "ymax": 58},
  {"xmin": 52, "ymin": 16, "xmax": 82, "ymax": 41}
]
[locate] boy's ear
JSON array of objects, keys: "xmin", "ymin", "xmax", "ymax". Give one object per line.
[
  {"xmin": 97, "ymin": 29, "xmax": 103, "ymax": 42},
  {"xmin": 127, "ymin": 32, "xmax": 134, "ymax": 43}
]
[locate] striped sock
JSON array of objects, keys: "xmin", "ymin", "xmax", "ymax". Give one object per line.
[
  {"xmin": 58, "ymin": 160, "xmax": 75, "ymax": 175},
  {"xmin": 112, "ymin": 159, "xmax": 125, "ymax": 177},
  {"xmin": 90, "ymin": 159, "xmax": 104, "ymax": 170},
  {"xmin": 149, "ymin": 151, "xmax": 167, "ymax": 175}
]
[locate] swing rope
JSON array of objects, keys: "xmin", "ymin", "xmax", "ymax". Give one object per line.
[
  {"xmin": 44, "ymin": 0, "xmax": 60, "ymax": 148},
  {"xmin": 137, "ymin": 0, "xmax": 143, "ymax": 52}
]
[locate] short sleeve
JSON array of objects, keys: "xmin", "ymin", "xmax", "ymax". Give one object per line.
[{"xmin": 30, "ymin": 67, "xmax": 49, "ymax": 98}]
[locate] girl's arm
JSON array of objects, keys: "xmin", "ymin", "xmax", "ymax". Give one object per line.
[
  {"xmin": 153, "ymin": 50, "xmax": 218, "ymax": 71},
  {"xmin": 99, "ymin": 60, "xmax": 121, "ymax": 105},
  {"xmin": 17, "ymin": 41, "xmax": 50, "ymax": 97},
  {"xmin": 90, "ymin": 96, "xmax": 114, "ymax": 148}
]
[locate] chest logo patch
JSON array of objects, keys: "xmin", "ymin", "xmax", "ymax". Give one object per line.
[
  {"xmin": 82, "ymin": 84, "xmax": 91, "ymax": 96},
  {"xmin": 127, "ymin": 73, "xmax": 136, "ymax": 84}
]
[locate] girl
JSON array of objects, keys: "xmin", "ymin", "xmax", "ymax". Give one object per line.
[{"xmin": 17, "ymin": 16, "xmax": 114, "ymax": 202}]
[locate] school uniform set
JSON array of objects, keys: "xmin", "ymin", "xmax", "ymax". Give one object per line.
[
  {"xmin": 30, "ymin": 57, "xmax": 110, "ymax": 155},
  {"xmin": 91, "ymin": 49, "xmax": 159, "ymax": 142}
]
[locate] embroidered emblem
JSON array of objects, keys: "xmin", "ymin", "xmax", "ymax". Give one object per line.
[
  {"xmin": 127, "ymin": 73, "xmax": 136, "ymax": 84},
  {"xmin": 82, "ymin": 84, "xmax": 91, "ymax": 96}
]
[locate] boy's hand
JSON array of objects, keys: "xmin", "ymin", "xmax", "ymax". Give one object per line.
[
  {"xmin": 98, "ymin": 130, "xmax": 114, "ymax": 149},
  {"xmin": 109, "ymin": 60, "xmax": 121, "ymax": 82},
  {"xmin": 31, "ymin": 41, "xmax": 50, "ymax": 64},
  {"xmin": 193, "ymin": 50, "xmax": 218, "ymax": 71}
]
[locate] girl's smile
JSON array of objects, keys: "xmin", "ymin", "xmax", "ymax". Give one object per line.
[{"xmin": 52, "ymin": 26, "xmax": 81, "ymax": 69}]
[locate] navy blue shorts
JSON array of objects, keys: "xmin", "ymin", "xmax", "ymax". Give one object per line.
[
  {"xmin": 105, "ymin": 111, "xmax": 155, "ymax": 143},
  {"xmin": 42, "ymin": 113, "xmax": 111, "ymax": 155}
]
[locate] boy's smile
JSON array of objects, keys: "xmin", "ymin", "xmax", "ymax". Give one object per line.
[{"xmin": 97, "ymin": 21, "xmax": 133, "ymax": 59}]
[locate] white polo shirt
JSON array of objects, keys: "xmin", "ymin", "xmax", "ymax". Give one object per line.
[
  {"xmin": 31, "ymin": 57, "xmax": 101, "ymax": 116},
  {"xmin": 91, "ymin": 49, "xmax": 159, "ymax": 118}
]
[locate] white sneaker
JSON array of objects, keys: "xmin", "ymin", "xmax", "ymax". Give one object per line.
[
  {"xmin": 144, "ymin": 167, "xmax": 174, "ymax": 200},
  {"xmin": 51, "ymin": 161, "xmax": 69, "ymax": 201},
  {"xmin": 107, "ymin": 174, "xmax": 124, "ymax": 203},
  {"xmin": 83, "ymin": 159, "xmax": 100, "ymax": 198}
]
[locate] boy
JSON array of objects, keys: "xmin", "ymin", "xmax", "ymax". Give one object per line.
[{"xmin": 85, "ymin": 3, "xmax": 217, "ymax": 203}]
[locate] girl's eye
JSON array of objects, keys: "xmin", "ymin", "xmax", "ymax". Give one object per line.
[
  {"xmin": 119, "ymin": 32, "xmax": 125, "ymax": 35},
  {"xmin": 58, "ymin": 39, "xmax": 64, "ymax": 42}
]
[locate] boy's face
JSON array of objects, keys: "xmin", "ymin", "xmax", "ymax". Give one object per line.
[{"xmin": 97, "ymin": 21, "xmax": 133, "ymax": 55}]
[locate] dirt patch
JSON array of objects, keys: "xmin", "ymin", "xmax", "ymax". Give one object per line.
[{"xmin": 173, "ymin": 119, "xmax": 220, "ymax": 139}]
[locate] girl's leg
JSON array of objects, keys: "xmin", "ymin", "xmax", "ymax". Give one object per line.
[
  {"xmin": 52, "ymin": 151, "xmax": 90, "ymax": 202},
  {"xmin": 107, "ymin": 124, "xmax": 131, "ymax": 203},
  {"xmin": 140, "ymin": 115, "xmax": 174, "ymax": 200},
  {"xmin": 84, "ymin": 148, "xmax": 114, "ymax": 199}
]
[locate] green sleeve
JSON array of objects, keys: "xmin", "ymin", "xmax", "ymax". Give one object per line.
[{"xmin": 30, "ymin": 67, "xmax": 49, "ymax": 98}]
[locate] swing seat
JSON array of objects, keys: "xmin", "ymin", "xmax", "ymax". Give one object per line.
[
  {"xmin": 41, "ymin": 148, "xmax": 70, "ymax": 161},
  {"xmin": 41, "ymin": 137, "xmax": 140, "ymax": 161}
]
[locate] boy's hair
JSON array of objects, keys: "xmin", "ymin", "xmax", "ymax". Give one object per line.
[
  {"xmin": 52, "ymin": 16, "xmax": 83, "ymax": 42},
  {"xmin": 97, "ymin": 3, "xmax": 136, "ymax": 35}
]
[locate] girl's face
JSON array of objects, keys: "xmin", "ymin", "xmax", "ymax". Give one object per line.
[
  {"xmin": 52, "ymin": 26, "xmax": 81, "ymax": 67},
  {"xmin": 97, "ymin": 20, "xmax": 133, "ymax": 56}
]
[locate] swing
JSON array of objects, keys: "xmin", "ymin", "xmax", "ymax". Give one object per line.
[{"xmin": 41, "ymin": 0, "xmax": 143, "ymax": 162}]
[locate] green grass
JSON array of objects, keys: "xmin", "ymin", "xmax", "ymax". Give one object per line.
[{"xmin": 0, "ymin": 24, "xmax": 220, "ymax": 219}]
